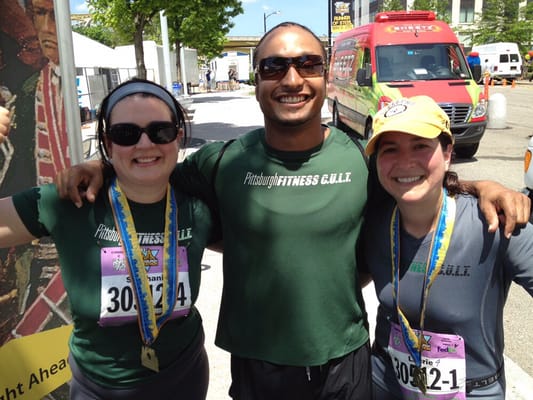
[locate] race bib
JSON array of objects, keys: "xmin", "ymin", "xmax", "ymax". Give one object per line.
[
  {"xmin": 98, "ymin": 246, "xmax": 191, "ymax": 326},
  {"xmin": 388, "ymin": 322, "xmax": 466, "ymax": 400}
]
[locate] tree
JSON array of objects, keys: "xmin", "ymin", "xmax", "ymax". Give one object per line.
[
  {"xmin": 379, "ymin": 0, "xmax": 404, "ymax": 12},
  {"xmin": 87, "ymin": 0, "xmax": 170, "ymax": 79},
  {"xmin": 462, "ymin": 0, "xmax": 533, "ymax": 54},
  {"xmin": 86, "ymin": 0, "xmax": 243, "ymax": 80},
  {"xmin": 72, "ymin": 23, "xmax": 121, "ymax": 48},
  {"xmin": 379, "ymin": 0, "xmax": 450, "ymax": 22},
  {"xmin": 411, "ymin": 0, "xmax": 450, "ymax": 22},
  {"xmin": 164, "ymin": 0, "xmax": 243, "ymax": 77}
]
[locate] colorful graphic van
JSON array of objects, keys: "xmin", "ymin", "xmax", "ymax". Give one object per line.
[{"xmin": 327, "ymin": 11, "xmax": 487, "ymax": 158}]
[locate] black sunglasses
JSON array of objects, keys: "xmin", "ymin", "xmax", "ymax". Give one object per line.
[
  {"xmin": 107, "ymin": 121, "xmax": 178, "ymax": 146},
  {"xmin": 256, "ymin": 55, "xmax": 325, "ymax": 81}
]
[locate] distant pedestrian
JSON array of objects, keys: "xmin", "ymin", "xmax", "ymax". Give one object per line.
[
  {"xmin": 228, "ymin": 68, "xmax": 238, "ymax": 90},
  {"xmin": 466, "ymin": 51, "xmax": 480, "ymax": 71},
  {"xmin": 206, "ymin": 69, "xmax": 212, "ymax": 92}
]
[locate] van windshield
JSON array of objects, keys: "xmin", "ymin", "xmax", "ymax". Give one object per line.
[{"xmin": 376, "ymin": 44, "xmax": 472, "ymax": 82}]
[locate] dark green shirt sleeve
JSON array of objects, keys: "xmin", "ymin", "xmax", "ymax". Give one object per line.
[
  {"xmin": 171, "ymin": 141, "xmax": 227, "ymax": 215},
  {"xmin": 12, "ymin": 186, "xmax": 49, "ymax": 237}
]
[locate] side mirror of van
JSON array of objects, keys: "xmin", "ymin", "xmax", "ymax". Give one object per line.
[{"xmin": 356, "ymin": 66, "xmax": 372, "ymax": 87}]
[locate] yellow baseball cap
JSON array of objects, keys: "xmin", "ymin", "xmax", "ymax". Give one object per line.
[{"xmin": 365, "ymin": 95, "xmax": 452, "ymax": 156}]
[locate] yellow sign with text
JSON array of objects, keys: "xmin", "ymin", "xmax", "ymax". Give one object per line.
[{"xmin": 0, "ymin": 325, "xmax": 72, "ymax": 400}]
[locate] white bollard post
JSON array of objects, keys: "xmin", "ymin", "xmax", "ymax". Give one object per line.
[{"xmin": 487, "ymin": 93, "xmax": 507, "ymax": 129}]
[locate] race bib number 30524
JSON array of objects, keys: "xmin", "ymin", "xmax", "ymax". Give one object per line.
[
  {"xmin": 98, "ymin": 246, "xmax": 191, "ymax": 326},
  {"xmin": 388, "ymin": 322, "xmax": 466, "ymax": 400}
]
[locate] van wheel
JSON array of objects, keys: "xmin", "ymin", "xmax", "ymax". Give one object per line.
[
  {"xmin": 454, "ymin": 143, "xmax": 479, "ymax": 159},
  {"xmin": 364, "ymin": 119, "xmax": 373, "ymax": 140}
]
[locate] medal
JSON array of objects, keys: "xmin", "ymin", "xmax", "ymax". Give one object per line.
[
  {"xmin": 109, "ymin": 179, "xmax": 178, "ymax": 371},
  {"xmin": 141, "ymin": 345, "xmax": 159, "ymax": 372},
  {"xmin": 391, "ymin": 191, "xmax": 456, "ymax": 396},
  {"xmin": 413, "ymin": 366, "xmax": 427, "ymax": 394}
]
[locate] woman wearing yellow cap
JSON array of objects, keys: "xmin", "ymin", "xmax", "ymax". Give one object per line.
[{"xmin": 360, "ymin": 95, "xmax": 533, "ymax": 399}]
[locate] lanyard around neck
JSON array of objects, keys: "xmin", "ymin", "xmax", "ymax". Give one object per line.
[
  {"xmin": 108, "ymin": 178, "xmax": 178, "ymax": 346},
  {"xmin": 390, "ymin": 189, "xmax": 456, "ymax": 367}
]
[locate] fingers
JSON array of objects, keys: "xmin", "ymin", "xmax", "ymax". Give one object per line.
[
  {"xmin": 0, "ymin": 106, "xmax": 10, "ymax": 138},
  {"xmin": 55, "ymin": 161, "xmax": 105, "ymax": 207},
  {"xmin": 518, "ymin": 193, "xmax": 531, "ymax": 224},
  {"xmin": 85, "ymin": 175, "xmax": 103, "ymax": 203},
  {"xmin": 482, "ymin": 201, "xmax": 500, "ymax": 234},
  {"xmin": 476, "ymin": 180, "xmax": 531, "ymax": 239},
  {"xmin": 493, "ymin": 191, "xmax": 530, "ymax": 239},
  {"xmin": 502, "ymin": 209, "xmax": 517, "ymax": 239},
  {"xmin": 55, "ymin": 168, "xmax": 84, "ymax": 207}
]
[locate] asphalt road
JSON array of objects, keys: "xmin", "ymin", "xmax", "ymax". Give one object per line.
[{"xmin": 188, "ymin": 82, "xmax": 533, "ymax": 398}]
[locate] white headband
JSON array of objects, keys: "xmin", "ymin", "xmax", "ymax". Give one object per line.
[{"xmin": 105, "ymin": 82, "xmax": 178, "ymax": 121}]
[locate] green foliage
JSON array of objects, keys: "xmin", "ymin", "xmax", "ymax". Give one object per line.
[
  {"xmin": 379, "ymin": 0, "xmax": 404, "ymax": 12},
  {"xmin": 85, "ymin": 0, "xmax": 243, "ymax": 78},
  {"xmin": 461, "ymin": 0, "xmax": 533, "ymax": 54},
  {"xmin": 411, "ymin": 0, "xmax": 450, "ymax": 22},
  {"xmin": 379, "ymin": 0, "xmax": 450, "ymax": 22},
  {"xmin": 164, "ymin": 0, "xmax": 243, "ymax": 60},
  {"xmin": 87, "ymin": 0, "xmax": 167, "ymax": 78},
  {"xmin": 72, "ymin": 24, "xmax": 120, "ymax": 48}
]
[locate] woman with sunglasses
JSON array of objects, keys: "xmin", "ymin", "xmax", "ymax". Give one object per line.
[
  {"xmin": 360, "ymin": 96, "xmax": 533, "ymax": 399},
  {"xmin": 0, "ymin": 79, "xmax": 214, "ymax": 399}
]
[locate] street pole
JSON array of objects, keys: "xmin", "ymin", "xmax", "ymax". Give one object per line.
[
  {"xmin": 328, "ymin": 0, "xmax": 332, "ymax": 64},
  {"xmin": 263, "ymin": 10, "xmax": 281, "ymax": 33},
  {"xmin": 160, "ymin": 10, "xmax": 172, "ymax": 92}
]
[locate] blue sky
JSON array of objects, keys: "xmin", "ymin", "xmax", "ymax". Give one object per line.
[{"xmin": 69, "ymin": 0, "xmax": 330, "ymax": 37}]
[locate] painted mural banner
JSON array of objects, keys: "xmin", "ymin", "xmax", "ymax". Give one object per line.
[
  {"xmin": 0, "ymin": 325, "xmax": 72, "ymax": 400},
  {"xmin": 0, "ymin": 0, "xmax": 72, "ymax": 397}
]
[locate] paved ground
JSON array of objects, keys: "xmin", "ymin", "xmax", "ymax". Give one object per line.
[{"xmin": 188, "ymin": 86, "xmax": 533, "ymax": 399}]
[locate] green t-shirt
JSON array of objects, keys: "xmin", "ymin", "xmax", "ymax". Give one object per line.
[
  {"xmin": 13, "ymin": 184, "xmax": 213, "ymax": 387},
  {"xmin": 174, "ymin": 126, "xmax": 370, "ymax": 366}
]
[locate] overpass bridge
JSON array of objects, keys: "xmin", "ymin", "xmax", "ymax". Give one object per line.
[
  {"xmin": 223, "ymin": 35, "xmax": 330, "ymax": 54},
  {"xmin": 219, "ymin": 35, "xmax": 330, "ymax": 84}
]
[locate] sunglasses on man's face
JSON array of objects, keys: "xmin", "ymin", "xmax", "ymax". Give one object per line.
[
  {"xmin": 106, "ymin": 121, "xmax": 178, "ymax": 146},
  {"xmin": 256, "ymin": 55, "xmax": 325, "ymax": 81}
]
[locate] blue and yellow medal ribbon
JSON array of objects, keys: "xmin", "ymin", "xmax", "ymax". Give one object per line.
[
  {"xmin": 391, "ymin": 189, "xmax": 456, "ymax": 367},
  {"xmin": 108, "ymin": 178, "xmax": 178, "ymax": 346}
]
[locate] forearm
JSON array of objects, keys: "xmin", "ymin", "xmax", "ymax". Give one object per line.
[
  {"xmin": 460, "ymin": 180, "xmax": 486, "ymax": 197},
  {"xmin": 0, "ymin": 197, "xmax": 37, "ymax": 247},
  {"xmin": 461, "ymin": 179, "xmax": 530, "ymax": 237}
]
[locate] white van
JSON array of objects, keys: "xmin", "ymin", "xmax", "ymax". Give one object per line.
[{"xmin": 471, "ymin": 42, "xmax": 522, "ymax": 81}]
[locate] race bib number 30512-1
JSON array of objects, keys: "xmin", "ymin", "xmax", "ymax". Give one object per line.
[
  {"xmin": 388, "ymin": 322, "xmax": 466, "ymax": 400},
  {"xmin": 98, "ymin": 246, "xmax": 191, "ymax": 326}
]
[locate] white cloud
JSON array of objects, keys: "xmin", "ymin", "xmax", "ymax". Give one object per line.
[{"xmin": 71, "ymin": 0, "xmax": 89, "ymax": 13}]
